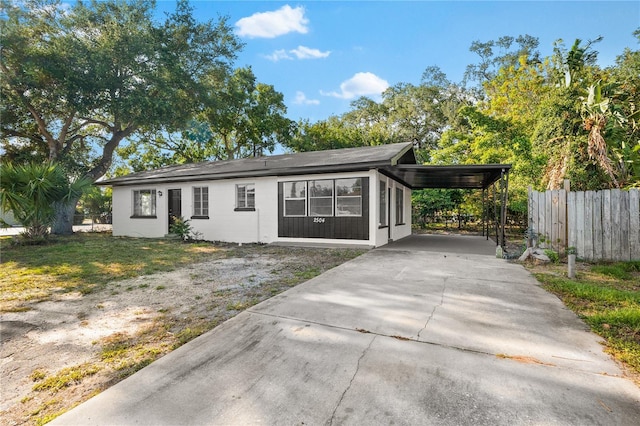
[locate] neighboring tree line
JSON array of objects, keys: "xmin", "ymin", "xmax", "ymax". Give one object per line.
[
  {"xmin": 285, "ymin": 33, "xmax": 640, "ymax": 226},
  {"xmin": 2, "ymin": 0, "xmax": 638, "ymax": 237}
]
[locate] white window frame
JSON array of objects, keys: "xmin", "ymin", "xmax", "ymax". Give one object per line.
[
  {"xmin": 395, "ymin": 187, "xmax": 404, "ymax": 225},
  {"xmin": 379, "ymin": 180, "xmax": 387, "ymax": 227},
  {"xmin": 335, "ymin": 178, "xmax": 362, "ymax": 217},
  {"xmin": 284, "ymin": 181, "xmax": 307, "ymax": 217},
  {"xmin": 132, "ymin": 189, "xmax": 156, "ymax": 217},
  {"xmin": 193, "ymin": 186, "xmax": 209, "ymax": 217},
  {"xmin": 236, "ymin": 184, "xmax": 255, "ymax": 210},
  {"xmin": 308, "ymin": 180, "xmax": 334, "ymax": 216}
]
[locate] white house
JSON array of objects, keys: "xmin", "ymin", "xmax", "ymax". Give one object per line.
[{"xmin": 99, "ymin": 143, "xmax": 510, "ymax": 248}]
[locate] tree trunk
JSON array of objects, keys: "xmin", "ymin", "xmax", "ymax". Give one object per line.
[{"xmin": 51, "ymin": 196, "xmax": 81, "ymax": 235}]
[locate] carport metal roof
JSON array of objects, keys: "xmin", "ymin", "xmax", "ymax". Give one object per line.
[{"xmin": 381, "ymin": 164, "xmax": 511, "ymax": 190}]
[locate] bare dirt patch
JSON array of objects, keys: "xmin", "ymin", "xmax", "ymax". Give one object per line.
[{"xmin": 1, "ymin": 244, "xmax": 364, "ymax": 425}]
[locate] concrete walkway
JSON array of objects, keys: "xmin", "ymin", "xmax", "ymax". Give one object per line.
[{"xmin": 52, "ymin": 237, "xmax": 640, "ymax": 425}]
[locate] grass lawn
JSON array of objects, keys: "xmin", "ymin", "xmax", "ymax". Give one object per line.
[
  {"xmin": 531, "ymin": 260, "xmax": 640, "ymax": 379},
  {"xmin": 0, "ymin": 232, "xmax": 225, "ymax": 311}
]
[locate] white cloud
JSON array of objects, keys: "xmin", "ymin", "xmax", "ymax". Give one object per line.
[
  {"xmin": 293, "ymin": 91, "xmax": 320, "ymax": 105},
  {"xmin": 235, "ymin": 5, "xmax": 309, "ymax": 38},
  {"xmin": 290, "ymin": 46, "xmax": 330, "ymax": 60},
  {"xmin": 264, "ymin": 49, "xmax": 293, "ymax": 62},
  {"xmin": 264, "ymin": 45, "xmax": 331, "ymax": 62},
  {"xmin": 321, "ymin": 72, "xmax": 389, "ymax": 100}
]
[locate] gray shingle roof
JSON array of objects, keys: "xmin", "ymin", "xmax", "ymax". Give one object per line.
[{"xmin": 99, "ymin": 142, "xmax": 415, "ymax": 186}]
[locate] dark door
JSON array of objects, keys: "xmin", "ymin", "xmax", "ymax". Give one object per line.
[{"xmin": 168, "ymin": 189, "xmax": 181, "ymax": 232}]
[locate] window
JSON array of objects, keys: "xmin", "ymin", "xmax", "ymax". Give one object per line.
[
  {"xmin": 395, "ymin": 187, "xmax": 404, "ymax": 225},
  {"xmin": 308, "ymin": 180, "xmax": 333, "ymax": 216},
  {"xmin": 132, "ymin": 189, "xmax": 156, "ymax": 217},
  {"xmin": 193, "ymin": 187, "xmax": 209, "ymax": 217},
  {"xmin": 379, "ymin": 180, "xmax": 387, "ymax": 226},
  {"xmin": 283, "ymin": 178, "xmax": 365, "ymax": 218},
  {"xmin": 284, "ymin": 181, "xmax": 307, "ymax": 216},
  {"xmin": 336, "ymin": 178, "xmax": 362, "ymax": 217},
  {"xmin": 236, "ymin": 184, "xmax": 255, "ymax": 210}
]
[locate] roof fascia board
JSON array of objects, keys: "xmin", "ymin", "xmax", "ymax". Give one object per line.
[
  {"xmin": 393, "ymin": 164, "xmax": 512, "ymax": 171},
  {"xmin": 379, "ymin": 168, "xmax": 414, "ymax": 189}
]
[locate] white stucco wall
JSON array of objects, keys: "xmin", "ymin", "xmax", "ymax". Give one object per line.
[
  {"xmin": 110, "ymin": 168, "xmax": 412, "ymax": 247},
  {"xmin": 373, "ymin": 172, "xmax": 412, "ymax": 246}
]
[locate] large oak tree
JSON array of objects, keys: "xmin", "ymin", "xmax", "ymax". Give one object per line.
[{"xmin": 1, "ymin": 0, "xmax": 242, "ymax": 233}]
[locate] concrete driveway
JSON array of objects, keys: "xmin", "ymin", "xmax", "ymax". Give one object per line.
[{"xmin": 52, "ymin": 236, "xmax": 640, "ymax": 425}]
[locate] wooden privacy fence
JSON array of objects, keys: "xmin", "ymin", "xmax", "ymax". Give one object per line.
[{"xmin": 528, "ymin": 186, "xmax": 640, "ymax": 261}]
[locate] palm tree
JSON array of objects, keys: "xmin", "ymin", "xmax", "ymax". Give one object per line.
[
  {"xmin": 0, "ymin": 162, "xmax": 90, "ymax": 240},
  {"xmin": 581, "ymin": 81, "xmax": 625, "ymax": 188}
]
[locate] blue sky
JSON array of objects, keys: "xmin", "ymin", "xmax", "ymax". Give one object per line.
[{"xmin": 158, "ymin": 1, "xmax": 639, "ymax": 123}]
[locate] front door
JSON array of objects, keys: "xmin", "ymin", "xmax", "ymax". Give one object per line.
[{"xmin": 168, "ymin": 189, "xmax": 181, "ymax": 232}]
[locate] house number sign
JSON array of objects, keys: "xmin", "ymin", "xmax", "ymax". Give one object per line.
[{"xmin": 313, "ymin": 217, "xmax": 326, "ymax": 223}]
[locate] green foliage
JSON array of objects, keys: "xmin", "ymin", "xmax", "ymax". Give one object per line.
[
  {"xmin": 591, "ymin": 261, "xmax": 640, "ymax": 281},
  {"xmin": 1, "ymin": 0, "xmax": 242, "ymax": 231},
  {"xmin": 118, "ymin": 67, "xmax": 295, "ymax": 170},
  {"xmin": 80, "ymin": 186, "xmax": 112, "ymax": 224},
  {"xmin": 285, "ymin": 67, "xmax": 465, "ymax": 162},
  {"xmin": 412, "ymin": 189, "xmax": 466, "ymax": 228},
  {"xmin": 31, "ymin": 363, "xmax": 101, "ymax": 392},
  {"xmin": 0, "ymin": 162, "xmax": 89, "ymax": 240},
  {"xmin": 168, "ymin": 216, "xmax": 195, "ymax": 241},
  {"xmin": 543, "ymin": 249, "xmax": 559, "ymax": 263}
]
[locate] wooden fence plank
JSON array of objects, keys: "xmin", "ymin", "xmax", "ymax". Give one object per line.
[
  {"xmin": 621, "ymin": 191, "xmax": 631, "ymax": 261},
  {"xmin": 592, "ymin": 191, "xmax": 603, "ymax": 261},
  {"xmin": 531, "ymin": 190, "xmax": 539, "ymax": 245},
  {"xmin": 558, "ymin": 189, "xmax": 567, "ymax": 251},
  {"xmin": 538, "ymin": 191, "xmax": 546, "ymax": 247},
  {"xmin": 630, "ymin": 189, "xmax": 640, "ymax": 260},
  {"xmin": 576, "ymin": 191, "xmax": 585, "ymax": 259},
  {"xmin": 603, "ymin": 190, "xmax": 612, "ymax": 261},
  {"xmin": 611, "ymin": 189, "xmax": 622, "ymax": 261},
  {"xmin": 584, "ymin": 191, "xmax": 594, "ymax": 261},
  {"xmin": 567, "ymin": 191, "xmax": 577, "ymax": 249},
  {"xmin": 545, "ymin": 190, "xmax": 553, "ymax": 249}
]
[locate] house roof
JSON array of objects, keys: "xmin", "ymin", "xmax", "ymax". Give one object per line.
[
  {"xmin": 98, "ymin": 142, "xmax": 416, "ymax": 186},
  {"xmin": 99, "ymin": 142, "xmax": 510, "ymax": 190}
]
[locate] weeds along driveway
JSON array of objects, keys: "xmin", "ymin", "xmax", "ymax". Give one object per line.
[{"xmin": 52, "ymin": 246, "xmax": 640, "ymax": 425}]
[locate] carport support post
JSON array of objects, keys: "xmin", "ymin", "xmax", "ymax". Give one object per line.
[
  {"xmin": 482, "ymin": 188, "xmax": 487, "ymax": 239},
  {"xmin": 500, "ymin": 168, "xmax": 509, "ymax": 249},
  {"xmin": 493, "ymin": 182, "xmax": 499, "ymax": 246}
]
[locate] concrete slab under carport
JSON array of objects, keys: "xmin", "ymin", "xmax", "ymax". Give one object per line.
[
  {"xmin": 386, "ymin": 233, "xmax": 498, "ymax": 255},
  {"xmin": 52, "ymin": 244, "xmax": 640, "ymax": 425}
]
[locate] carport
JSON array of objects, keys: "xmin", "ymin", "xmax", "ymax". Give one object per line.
[{"xmin": 382, "ymin": 163, "xmax": 512, "ymax": 248}]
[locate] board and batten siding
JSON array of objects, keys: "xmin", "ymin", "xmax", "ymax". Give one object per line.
[
  {"xmin": 277, "ymin": 178, "xmax": 370, "ymax": 240},
  {"xmin": 528, "ymin": 187, "xmax": 640, "ymax": 261}
]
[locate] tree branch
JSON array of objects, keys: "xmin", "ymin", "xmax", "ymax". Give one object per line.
[
  {"xmin": 0, "ymin": 127, "xmax": 46, "ymax": 145},
  {"xmin": 79, "ymin": 117, "xmax": 114, "ymax": 130},
  {"xmin": 59, "ymin": 113, "xmax": 76, "ymax": 145},
  {"xmin": 85, "ymin": 125, "xmax": 137, "ymax": 181}
]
